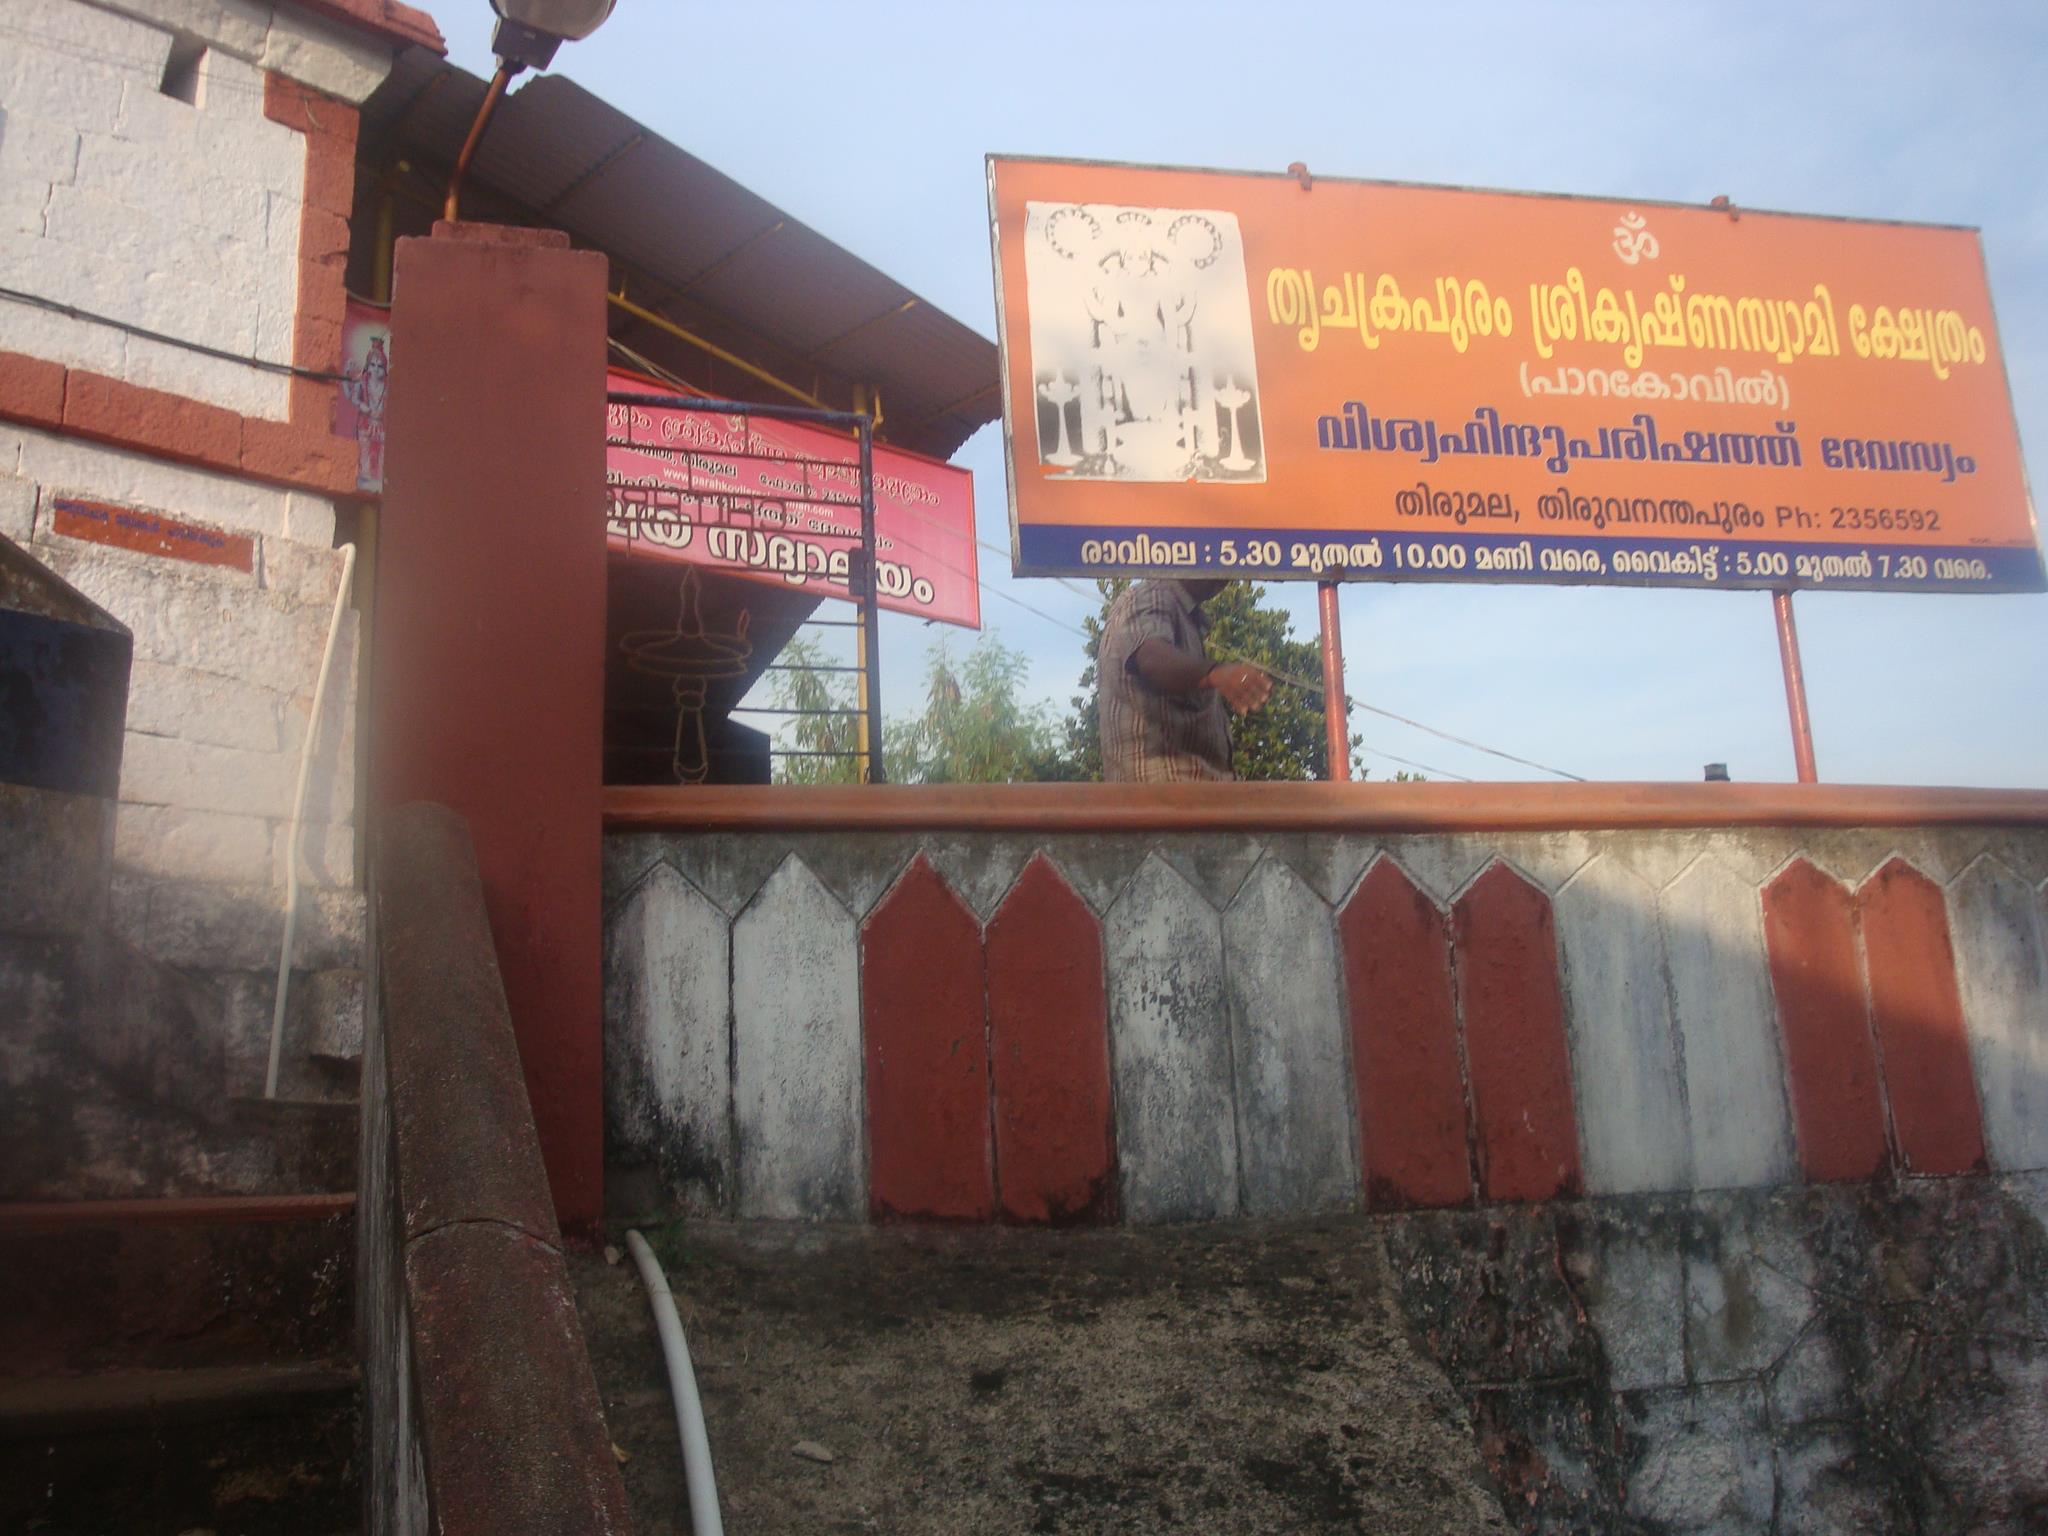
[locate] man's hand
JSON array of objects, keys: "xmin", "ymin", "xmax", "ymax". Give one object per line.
[{"xmin": 1204, "ymin": 661, "xmax": 1273, "ymax": 714}]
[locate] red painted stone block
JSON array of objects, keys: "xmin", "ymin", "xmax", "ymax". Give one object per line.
[
  {"xmin": 0, "ymin": 351, "xmax": 67, "ymax": 429},
  {"xmin": 862, "ymin": 856, "xmax": 994, "ymax": 1221},
  {"xmin": 1339, "ymin": 860, "xmax": 1474, "ymax": 1209},
  {"xmin": 61, "ymin": 372, "xmax": 243, "ymax": 472},
  {"xmin": 1858, "ymin": 859, "xmax": 1987, "ymax": 1175},
  {"xmin": 986, "ymin": 854, "xmax": 1116, "ymax": 1224},
  {"xmin": 241, "ymin": 420, "xmax": 355, "ymax": 493},
  {"xmin": 1762, "ymin": 859, "xmax": 1889, "ymax": 1182},
  {"xmin": 1451, "ymin": 862, "xmax": 1582, "ymax": 1202}
]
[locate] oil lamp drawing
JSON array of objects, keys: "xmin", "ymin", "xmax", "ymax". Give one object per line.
[
  {"xmin": 1037, "ymin": 372, "xmax": 1082, "ymax": 465},
  {"xmin": 619, "ymin": 565, "xmax": 753, "ymax": 784},
  {"xmin": 1214, "ymin": 376, "xmax": 1255, "ymax": 472}
]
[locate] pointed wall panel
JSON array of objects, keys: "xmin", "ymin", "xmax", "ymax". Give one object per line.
[
  {"xmin": 1339, "ymin": 858, "xmax": 1473, "ymax": 1210},
  {"xmin": 731, "ymin": 856, "xmax": 863, "ymax": 1219},
  {"xmin": 862, "ymin": 856, "xmax": 994, "ymax": 1221},
  {"xmin": 1452, "ymin": 862, "xmax": 1582, "ymax": 1202},
  {"xmin": 1948, "ymin": 858, "xmax": 2048, "ymax": 1170},
  {"xmin": 1662, "ymin": 856, "xmax": 1794, "ymax": 1190},
  {"xmin": 986, "ymin": 854, "xmax": 1116, "ymax": 1224},
  {"xmin": 1858, "ymin": 859, "xmax": 1986, "ymax": 1175},
  {"xmin": 1104, "ymin": 854, "xmax": 1238, "ymax": 1222},
  {"xmin": 1761, "ymin": 859, "xmax": 1888, "ymax": 1183},
  {"xmin": 1555, "ymin": 857, "xmax": 1690, "ymax": 1194},
  {"xmin": 1223, "ymin": 858, "xmax": 1357, "ymax": 1216},
  {"xmin": 602, "ymin": 862, "xmax": 731, "ymax": 1211}
]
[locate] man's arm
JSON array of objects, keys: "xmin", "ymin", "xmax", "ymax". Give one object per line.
[{"xmin": 1129, "ymin": 639, "xmax": 1273, "ymax": 714}]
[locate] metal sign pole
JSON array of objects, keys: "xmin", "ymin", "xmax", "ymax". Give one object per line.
[
  {"xmin": 1772, "ymin": 589, "xmax": 1819, "ymax": 783},
  {"xmin": 1317, "ymin": 580, "xmax": 1350, "ymax": 782},
  {"xmin": 857, "ymin": 417, "xmax": 886, "ymax": 784}
]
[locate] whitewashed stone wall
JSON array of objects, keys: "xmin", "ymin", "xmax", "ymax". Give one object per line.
[
  {"xmin": 3, "ymin": 420, "xmax": 364, "ymax": 1092},
  {"xmin": 0, "ymin": 0, "xmax": 386, "ymax": 419}
]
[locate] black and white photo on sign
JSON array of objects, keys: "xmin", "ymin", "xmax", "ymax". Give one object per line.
[{"xmin": 1022, "ymin": 201, "xmax": 1265, "ymax": 483}]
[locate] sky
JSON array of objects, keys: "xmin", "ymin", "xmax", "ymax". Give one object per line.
[{"xmin": 435, "ymin": 1, "xmax": 2047, "ymax": 786}]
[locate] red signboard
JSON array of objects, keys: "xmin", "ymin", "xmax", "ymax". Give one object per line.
[{"xmin": 605, "ymin": 369, "xmax": 981, "ymax": 629}]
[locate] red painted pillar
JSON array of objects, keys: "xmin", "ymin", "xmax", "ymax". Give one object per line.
[{"xmin": 374, "ymin": 224, "xmax": 609, "ymax": 1230}]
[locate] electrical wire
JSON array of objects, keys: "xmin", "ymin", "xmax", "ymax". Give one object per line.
[{"xmin": 0, "ymin": 284, "xmax": 347, "ymax": 382}]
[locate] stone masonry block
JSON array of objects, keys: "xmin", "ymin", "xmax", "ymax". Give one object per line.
[
  {"xmin": 15, "ymin": 423, "xmax": 293, "ymax": 537},
  {"xmin": 95, "ymin": 0, "xmax": 273, "ymax": 62},
  {"xmin": 119, "ymin": 730, "xmax": 296, "ymax": 820},
  {"xmin": 125, "ymin": 659, "xmax": 284, "ymax": 753},
  {"xmin": 282, "ymin": 493, "xmax": 337, "ymax": 547},
  {"xmin": 123, "ymin": 333, "xmax": 283, "ymax": 423},
  {"xmin": 0, "ymin": 174, "xmax": 51, "ymax": 239},
  {"xmin": 60, "ymin": 367, "xmax": 244, "ymax": 468},
  {"xmin": 0, "ymin": 41, "xmax": 127, "ymax": 139},
  {"xmin": 0, "ymin": 475, "xmax": 35, "ymax": 545},
  {"xmin": 260, "ymin": 9, "xmax": 390, "ymax": 103},
  {"xmin": 0, "ymin": 109, "xmax": 81, "ymax": 185},
  {"xmin": 113, "ymin": 800, "xmax": 273, "ymax": 884},
  {"xmin": 259, "ymin": 535, "xmax": 345, "ymax": 605},
  {"xmin": 194, "ymin": 45, "xmax": 265, "ymax": 118},
  {"xmin": 274, "ymin": 817, "xmax": 355, "ymax": 890},
  {"xmin": 144, "ymin": 879, "xmax": 282, "ymax": 968},
  {"xmin": 0, "ymin": 287, "xmax": 129, "ymax": 377},
  {"xmin": 9, "ymin": 0, "xmax": 175, "ymax": 84},
  {"xmin": 1623, "ymin": 1383, "xmax": 1774, "ymax": 1533}
]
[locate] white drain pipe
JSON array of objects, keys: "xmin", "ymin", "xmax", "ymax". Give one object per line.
[
  {"xmin": 265, "ymin": 541, "xmax": 357, "ymax": 1100},
  {"xmin": 625, "ymin": 1229, "xmax": 725, "ymax": 1536}
]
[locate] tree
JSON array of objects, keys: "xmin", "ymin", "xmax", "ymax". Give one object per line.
[
  {"xmin": 885, "ymin": 632, "xmax": 1065, "ymax": 784},
  {"xmin": 1055, "ymin": 578, "xmax": 1377, "ymax": 782},
  {"xmin": 767, "ymin": 634, "xmax": 864, "ymax": 784}
]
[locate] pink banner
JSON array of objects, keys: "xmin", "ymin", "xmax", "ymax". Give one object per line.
[{"xmin": 605, "ymin": 369, "xmax": 981, "ymax": 629}]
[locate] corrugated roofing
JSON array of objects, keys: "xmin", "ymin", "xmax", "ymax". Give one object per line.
[{"xmin": 359, "ymin": 51, "xmax": 1000, "ymax": 459}]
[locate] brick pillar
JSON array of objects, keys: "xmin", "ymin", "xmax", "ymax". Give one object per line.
[{"xmin": 374, "ymin": 224, "xmax": 608, "ymax": 1231}]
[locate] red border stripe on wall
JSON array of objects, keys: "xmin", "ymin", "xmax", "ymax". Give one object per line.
[
  {"xmin": 986, "ymin": 854, "xmax": 1118, "ymax": 1224},
  {"xmin": 861, "ymin": 856, "xmax": 994, "ymax": 1221},
  {"xmin": 1451, "ymin": 862, "xmax": 1582, "ymax": 1202},
  {"xmin": 1340, "ymin": 859, "xmax": 1474, "ymax": 1210}
]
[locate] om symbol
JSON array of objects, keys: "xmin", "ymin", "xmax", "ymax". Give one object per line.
[{"xmin": 1611, "ymin": 211, "xmax": 1659, "ymax": 266}]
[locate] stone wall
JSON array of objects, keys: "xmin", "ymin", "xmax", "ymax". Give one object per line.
[
  {"xmin": 0, "ymin": 0, "xmax": 416, "ymax": 1103},
  {"xmin": 603, "ymin": 821, "xmax": 2048, "ymax": 1224}
]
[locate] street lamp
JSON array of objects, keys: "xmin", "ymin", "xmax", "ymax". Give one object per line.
[
  {"xmin": 445, "ymin": 0, "xmax": 620, "ymax": 218},
  {"xmin": 489, "ymin": 0, "xmax": 618, "ymax": 70}
]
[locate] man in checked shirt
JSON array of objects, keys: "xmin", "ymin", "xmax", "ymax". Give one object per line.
[{"xmin": 1097, "ymin": 579, "xmax": 1273, "ymax": 782}]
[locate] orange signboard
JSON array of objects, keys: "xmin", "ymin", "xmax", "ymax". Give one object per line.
[{"xmin": 988, "ymin": 157, "xmax": 2043, "ymax": 593}]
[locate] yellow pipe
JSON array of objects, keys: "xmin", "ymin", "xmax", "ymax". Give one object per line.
[{"xmin": 607, "ymin": 290, "xmax": 826, "ymax": 410}]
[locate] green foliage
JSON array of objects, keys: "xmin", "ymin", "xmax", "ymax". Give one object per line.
[
  {"xmin": 885, "ymin": 632, "xmax": 1065, "ymax": 784},
  {"xmin": 767, "ymin": 634, "xmax": 864, "ymax": 785},
  {"xmin": 1054, "ymin": 579, "xmax": 1378, "ymax": 782}
]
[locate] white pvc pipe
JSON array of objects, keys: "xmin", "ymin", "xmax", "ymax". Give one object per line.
[
  {"xmin": 265, "ymin": 541, "xmax": 357, "ymax": 1100},
  {"xmin": 625, "ymin": 1229, "xmax": 724, "ymax": 1536}
]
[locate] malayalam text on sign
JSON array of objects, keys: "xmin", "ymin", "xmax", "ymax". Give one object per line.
[{"xmin": 988, "ymin": 157, "xmax": 2043, "ymax": 594}]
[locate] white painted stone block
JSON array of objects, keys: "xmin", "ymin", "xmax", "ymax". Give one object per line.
[
  {"xmin": 1949, "ymin": 857, "xmax": 2048, "ymax": 1171},
  {"xmin": 7, "ymin": 0, "xmax": 174, "ymax": 84},
  {"xmin": 259, "ymin": 535, "xmax": 345, "ymax": 607},
  {"xmin": 1556, "ymin": 855, "xmax": 1692, "ymax": 1194},
  {"xmin": 731, "ymin": 856, "xmax": 862, "ymax": 1220},
  {"xmin": 15, "ymin": 425, "xmax": 291, "ymax": 539},
  {"xmin": 282, "ymin": 494, "xmax": 337, "ymax": 548},
  {"xmin": 0, "ymin": 107, "xmax": 82, "ymax": 185},
  {"xmin": 1105, "ymin": 853, "xmax": 1238, "ymax": 1222},
  {"xmin": 0, "ymin": 476, "xmax": 35, "ymax": 545},
  {"xmin": 124, "ymin": 661, "xmax": 280, "ymax": 751},
  {"xmin": 606, "ymin": 863, "xmax": 733, "ymax": 1210},
  {"xmin": 193, "ymin": 46, "xmax": 263, "ymax": 117},
  {"xmin": 113, "ymin": 800, "xmax": 272, "ymax": 883},
  {"xmin": 272, "ymin": 816, "xmax": 354, "ymax": 889},
  {"xmin": 119, "ymin": 729, "xmax": 295, "ymax": 819},
  {"xmin": 0, "ymin": 35, "xmax": 129, "ymax": 137},
  {"xmin": 1223, "ymin": 856, "xmax": 1358, "ymax": 1216},
  {"xmin": 94, "ymin": 0, "xmax": 273, "ymax": 63},
  {"xmin": 1662, "ymin": 856, "xmax": 1794, "ymax": 1189},
  {"xmin": 259, "ymin": 7, "xmax": 391, "ymax": 103},
  {"xmin": 0, "ymin": 282, "xmax": 129, "ymax": 375}
]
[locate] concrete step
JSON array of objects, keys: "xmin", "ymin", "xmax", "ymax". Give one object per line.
[
  {"xmin": 0, "ymin": 1193, "xmax": 355, "ymax": 1378},
  {"xmin": 0, "ymin": 1364, "xmax": 359, "ymax": 1534}
]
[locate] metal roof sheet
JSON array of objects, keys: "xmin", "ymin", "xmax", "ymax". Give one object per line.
[{"xmin": 359, "ymin": 52, "xmax": 999, "ymax": 458}]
